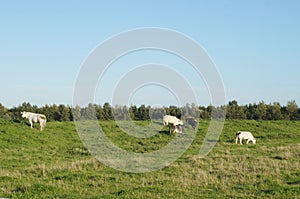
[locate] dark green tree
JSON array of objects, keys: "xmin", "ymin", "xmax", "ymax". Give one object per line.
[
  {"xmin": 255, "ymin": 101, "xmax": 267, "ymax": 120},
  {"xmin": 113, "ymin": 105, "xmax": 129, "ymax": 120},
  {"xmin": 19, "ymin": 102, "xmax": 35, "ymax": 112},
  {"xmin": 226, "ymin": 100, "xmax": 246, "ymax": 119},
  {"xmin": 286, "ymin": 100, "xmax": 298, "ymax": 120},
  {"xmin": 95, "ymin": 104, "xmax": 104, "ymax": 120},
  {"xmin": 166, "ymin": 105, "xmax": 181, "ymax": 119},
  {"xmin": 52, "ymin": 104, "xmax": 61, "ymax": 121},
  {"xmin": 129, "ymin": 105, "xmax": 138, "ymax": 120},
  {"xmin": 199, "ymin": 106, "xmax": 210, "ymax": 119},
  {"xmin": 0, "ymin": 103, "xmax": 7, "ymax": 118},
  {"xmin": 59, "ymin": 104, "xmax": 71, "ymax": 121},
  {"xmin": 82, "ymin": 103, "xmax": 97, "ymax": 120},
  {"xmin": 149, "ymin": 107, "xmax": 165, "ymax": 120},
  {"xmin": 0, "ymin": 103, "xmax": 12, "ymax": 120},
  {"xmin": 137, "ymin": 104, "xmax": 150, "ymax": 120},
  {"xmin": 103, "ymin": 102, "xmax": 113, "ymax": 120},
  {"xmin": 245, "ymin": 103, "xmax": 256, "ymax": 119},
  {"xmin": 72, "ymin": 105, "xmax": 82, "ymax": 120},
  {"xmin": 266, "ymin": 102, "xmax": 283, "ymax": 120}
]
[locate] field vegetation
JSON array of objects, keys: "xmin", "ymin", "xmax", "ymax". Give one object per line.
[{"xmin": 0, "ymin": 119, "xmax": 299, "ymax": 198}]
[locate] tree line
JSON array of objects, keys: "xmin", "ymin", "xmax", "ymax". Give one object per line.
[{"xmin": 0, "ymin": 100, "xmax": 299, "ymax": 122}]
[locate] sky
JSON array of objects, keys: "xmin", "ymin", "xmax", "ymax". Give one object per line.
[{"xmin": 1, "ymin": 0, "xmax": 300, "ymax": 108}]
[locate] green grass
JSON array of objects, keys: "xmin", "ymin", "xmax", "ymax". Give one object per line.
[{"xmin": 0, "ymin": 119, "xmax": 299, "ymax": 198}]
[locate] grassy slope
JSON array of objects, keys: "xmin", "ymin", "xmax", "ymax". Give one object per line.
[{"xmin": 0, "ymin": 119, "xmax": 299, "ymax": 198}]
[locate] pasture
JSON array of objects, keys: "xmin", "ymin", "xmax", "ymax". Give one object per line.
[{"xmin": 0, "ymin": 119, "xmax": 299, "ymax": 198}]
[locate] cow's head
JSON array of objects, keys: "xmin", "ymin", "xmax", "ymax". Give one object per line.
[{"xmin": 21, "ymin": 111, "xmax": 27, "ymax": 118}]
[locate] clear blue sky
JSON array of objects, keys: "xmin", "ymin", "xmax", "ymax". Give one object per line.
[{"xmin": 1, "ymin": 1, "xmax": 299, "ymax": 108}]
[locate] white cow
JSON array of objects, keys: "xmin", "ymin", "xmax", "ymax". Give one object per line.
[
  {"xmin": 235, "ymin": 131, "xmax": 256, "ymax": 144},
  {"xmin": 163, "ymin": 115, "xmax": 183, "ymax": 126},
  {"xmin": 21, "ymin": 111, "xmax": 47, "ymax": 131}
]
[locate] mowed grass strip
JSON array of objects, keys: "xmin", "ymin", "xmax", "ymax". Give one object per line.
[{"xmin": 0, "ymin": 119, "xmax": 299, "ymax": 198}]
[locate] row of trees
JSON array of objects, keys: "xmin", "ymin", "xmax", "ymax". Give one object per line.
[
  {"xmin": 225, "ymin": 100, "xmax": 300, "ymax": 120},
  {"xmin": 0, "ymin": 100, "xmax": 300, "ymax": 122}
]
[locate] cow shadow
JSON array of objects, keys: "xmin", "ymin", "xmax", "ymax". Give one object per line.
[
  {"xmin": 159, "ymin": 129, "xmax": 170, "ymax": 135},
  {"xmin": 12, "ymin": 119, "xmax": 21, "ymax": 123},
  {"xmin": 152, "ymin": 120, "xmax": 163, "ymax": 125}
]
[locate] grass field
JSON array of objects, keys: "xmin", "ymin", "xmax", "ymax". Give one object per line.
[{"xmin": 0, "ymin": 119, "xmax": 299, "ymax": 198}]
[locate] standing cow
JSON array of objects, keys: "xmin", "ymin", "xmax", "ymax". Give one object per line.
[
  {"xmin": 235, "ymin": 131, "xmax": 256, "ymax": 144},
  {"xmin": 21, "ymin": 111, "xmax": 47, "ymax": 131},
  {"xmin": 185, "ymin": 117, "xmax": 197, "ymax": 129},
  {"xmin": 163, "ymin": 115, "xmax": 183, "ymax": 126}
]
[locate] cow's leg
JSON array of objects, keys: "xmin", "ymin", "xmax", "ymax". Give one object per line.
[
  {"xmin": 240, "ymin": 138, "xmax": 243, "ymax": 145},
  {"xmin": 40, "ymin": 121, "xmax": 43, "ymax": 131},
  {"xmin": 29, "ymin": 119, "xmax": 33, "ymax": 128},
  {"xmin": 246, "ymin": 139, "xmax": 250, "ymax": 144},
  {"xmin": 40, "ymin": 118, "xmax": 46, "ymax": 131},
  {"xmin": 235, "ymin": 137, "xmax": 238, "ymax": 144}
]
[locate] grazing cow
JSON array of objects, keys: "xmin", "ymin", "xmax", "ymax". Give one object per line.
[
  {"xmin": 185, "ymin": 117, "xmax": 197, "ymax": 129},
  {"xmin": 169, "ymin": 124, "xmax": 184, "ymax": 135},
  {"xmin": 21, "ymin": 111, "xmax": 47, "ymax": 131},
  {"xmin": 235, "ymin": 131, "xmax": 256, "ymax": 144},
  {"xmin": 163, "ymin": 115, "xmax": 183, "ymax": 126}
]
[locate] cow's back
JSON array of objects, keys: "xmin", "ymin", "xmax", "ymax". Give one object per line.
[{"xmin": 237, "ymin": 131, "xmax": 254, "ymax": 139}]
